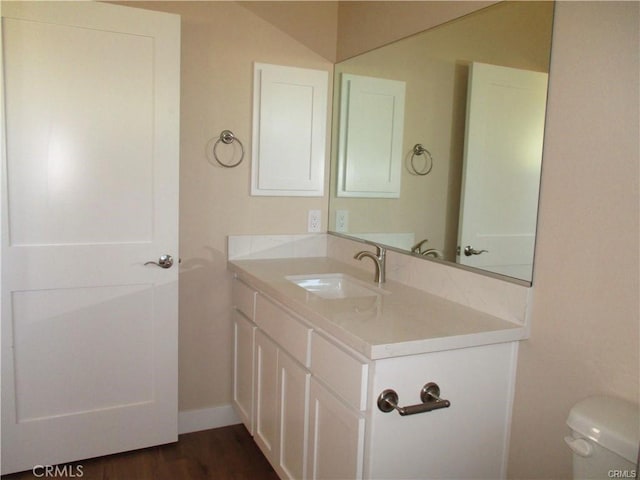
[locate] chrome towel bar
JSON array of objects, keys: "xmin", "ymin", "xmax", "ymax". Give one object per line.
[{"xmin": 377, "ymin": 382, "xmax": 450, "ymax": 416}]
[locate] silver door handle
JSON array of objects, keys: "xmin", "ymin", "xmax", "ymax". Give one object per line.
[
  {"xmin": 463, "ymin": 245, "xmax": 488, "ymax": 256},
  {"xmin": 145, "ymin": 254, "xmax": 174, "ymax": 269}
]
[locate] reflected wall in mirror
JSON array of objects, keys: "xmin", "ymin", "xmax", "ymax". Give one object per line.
[{"xmin": 329, "ymin": 1, "xmax": 554, "ymax": 284}]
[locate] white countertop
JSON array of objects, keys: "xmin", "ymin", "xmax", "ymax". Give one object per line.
[{"xmin": 228, "ymin": 257, "xmax": 527, "ymax": 360}]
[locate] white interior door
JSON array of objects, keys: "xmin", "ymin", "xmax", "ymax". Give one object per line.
[
  {"xmin": 457, "ymin": 62, "xmax": 548, "ymax": 281},
  {"xmin": 1, "ymin": 2, "xmax": 180, "ymax": 474}
]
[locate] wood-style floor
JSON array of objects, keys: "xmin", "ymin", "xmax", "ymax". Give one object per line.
[{"xmin": 1, "ymin": 425, "xmax": 279, "ymax": 480}]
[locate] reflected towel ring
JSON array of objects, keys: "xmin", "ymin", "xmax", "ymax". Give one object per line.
[
  {"xmin": 410, "ymin": 144, "xmax": 433, "ymax": 176},
  {"xmin": 213, "ymin": 130, "xmax": 244, "ymax": 168}
]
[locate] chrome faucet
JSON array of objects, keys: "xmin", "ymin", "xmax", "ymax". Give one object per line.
[
  {"xmin": 354, "ymin": 245, "xmax": 386, "ymax": 283},
  {"xmin": 411, "ymin": 238, "xmax": 429, "ymax": 254}
]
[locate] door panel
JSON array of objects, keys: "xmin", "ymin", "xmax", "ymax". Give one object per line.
[
  {"xmin": 12, "ymin": 285, "xmax": 154, "ymax": 422},
  {"xmin": 4, "ymin": 16, "xmax": 154, "ymax": 246},
  {"xmin": 1, "ymin": 2, "xmax": 180, "ymax": 474}
]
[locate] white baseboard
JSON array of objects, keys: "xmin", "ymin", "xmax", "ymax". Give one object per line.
[{"xmin": 178, "ymin": 404, "xmax": 241, "ymax": 435}]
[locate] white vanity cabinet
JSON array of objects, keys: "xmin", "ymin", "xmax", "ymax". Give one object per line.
[
  {"xmin": 232, "ymin": 279, "xmax": 312, "ymax": 480},
  {"xmin": 231, "ymin": 276, "xmax": 518, "ymax": 480}
]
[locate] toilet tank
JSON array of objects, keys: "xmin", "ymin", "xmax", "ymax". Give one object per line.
[{"xmin": 565, "ymin": 396, "xmax": 639, "ymax": 480}]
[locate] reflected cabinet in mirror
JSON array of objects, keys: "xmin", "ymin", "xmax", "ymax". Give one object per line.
[{"xmin": 329, "ymin": 1, "xmax": 554, "ymax": 284}]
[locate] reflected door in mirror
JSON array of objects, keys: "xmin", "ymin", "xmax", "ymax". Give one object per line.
[{"xmin": 457, "ymin": 62, "xmax": 548, "ymax": 282}]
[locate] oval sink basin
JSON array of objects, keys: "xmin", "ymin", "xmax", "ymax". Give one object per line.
[{"xmin": 286, "ymin": 273, "xmax": 387, "ymax": 299}]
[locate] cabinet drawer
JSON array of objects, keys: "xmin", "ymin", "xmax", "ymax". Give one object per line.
[
  {"xmin": 232, "ymin": 278, "xmax": 257, "ymax": 320},
  {"xmin": 310, "ymin": 333, "xmax": 368, "ymax": 411},
  {"xmin": 255, "ymin": 295, "xmax": 312, "ymax": 367}
]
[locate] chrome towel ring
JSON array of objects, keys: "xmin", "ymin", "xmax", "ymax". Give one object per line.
[
  {"xmin": 213, "ymin": 129, "xmax": 244, "ymax": 168},
  {"xmin": 410, "ymin": 143, "xmax": 433, "ymax": 176}
]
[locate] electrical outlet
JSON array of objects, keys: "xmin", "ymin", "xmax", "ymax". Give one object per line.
[
  {"xmin": 308, "ymin": 210, "xmax": 321, "ymax": 232},
  {"xmin": 308, "ymin": 210, "xmax": 321, "ymax": 233},
  {"xmin": 336, "ymin": 210, "xmax": 349, "ymax": 233}
]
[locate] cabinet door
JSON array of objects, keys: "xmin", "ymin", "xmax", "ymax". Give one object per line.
[
  {"xmin": 254, "ymin": 331, "xmax": 279, "ymax": 459},
  {"xmin": 251, "ymin": 63, "xmax": 328, "ymax": 197},
  {"xmin": 337, "ymin": 74, "xmax": 406, "ymax": 198},
  {"xmin": 278, "ymin": 351, "xmax": 310, "ymax": 480},
  {"xmin": 232, "ymin": 311, "xmax": 256, "ymax": 433},
  {"xmin": 307, "ymin": 378, "xmax": 365, "ymax": 480}
]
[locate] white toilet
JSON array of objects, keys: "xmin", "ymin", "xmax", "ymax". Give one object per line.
[{"xmin": 565, "ymin": 395, "xmax": 639, "ymax": 479}]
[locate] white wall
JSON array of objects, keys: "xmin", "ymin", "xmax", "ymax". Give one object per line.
[
  {"xmin": 508, "ymin": 2, "xmax": 639, "ymax": 478},
  {"xmin": 116, "ymin": 3, "xmax": 640, "ymax": 478}
]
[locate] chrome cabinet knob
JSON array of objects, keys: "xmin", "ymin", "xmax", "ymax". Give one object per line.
[
  {"xmin": 145, "ymin": 254, "xmax": 174, "ymax": 269},
  {"xmin": 463, "ymin": 245, "xmax": 488, "ymax": 257}
]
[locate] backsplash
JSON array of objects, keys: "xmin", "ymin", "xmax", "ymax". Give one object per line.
[
  {"xmin": 227, "ymin": 234, "xmax": 327, "ymax": 259},
  {"xmin": 228, "ymin": 233, "xmax": 532, "ymax": 327}
]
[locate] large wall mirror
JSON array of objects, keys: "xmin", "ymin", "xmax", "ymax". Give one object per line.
[{"xmin": 328, "ymin": 1, "xmax": 554, "ymax": 284}]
